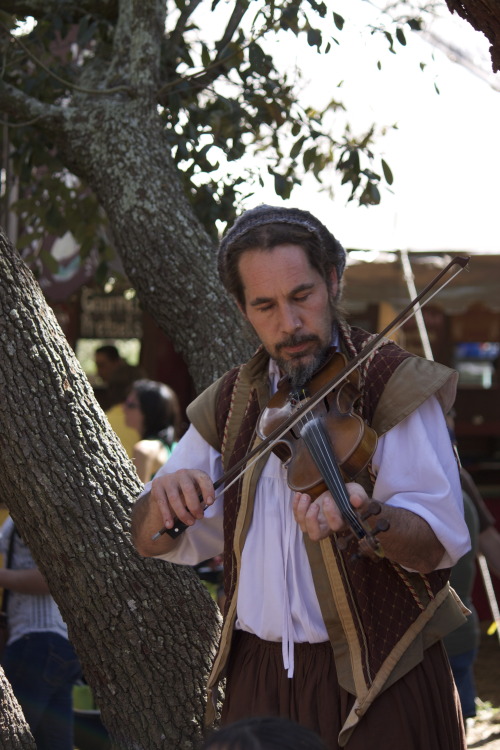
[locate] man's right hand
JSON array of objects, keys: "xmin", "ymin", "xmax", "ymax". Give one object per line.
[
  {"xmin": 131, "ymin": 469, "xmax": 215, "ymax": 557},
  {"xmin": 152, "ymin": 469, "xmax": 215, "ymax": 531}
]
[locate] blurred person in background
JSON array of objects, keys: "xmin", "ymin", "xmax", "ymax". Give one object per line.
[
  {"xmin": 124, "ymin": 379, "xmax": 181, "ymax": 482},
  {"xmin": 0, "ymin": 517, "xmax": 81, "ymax": 750},
  {"xmin": 444, "ymin": 412, "xmax": 500, "ymax": 723},
  {"xmin": 94, "ymin": 344, "xmax": 144, "ymax": 457}
]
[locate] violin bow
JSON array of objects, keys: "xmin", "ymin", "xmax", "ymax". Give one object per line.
[{"xmin": 153, "ymin": 254, "xmax": 469, "ymax": 541}]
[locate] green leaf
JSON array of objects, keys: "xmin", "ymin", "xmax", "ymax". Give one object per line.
[
  {"xmin": 307, "ymin": 1, "xmax": 327, "ymax": 17},
  {"xmin": 307, "ymin": 28, "xmax": 322, "ymax": 50},
  {"xmin": 383, "ymin": 31, "xmax": 395, "ymax": 54},
  {"xmin": 407, "ymin": 18, "xmax": 422, "ymax": 31},
  {"xmin": 274, "ymin": 173, "xmax": 288, "ymax": 198},
  {"xmin": 303, "ymin": 147, "xmax": 317, "ymax": 171},
  {"xmin": 381, "ymin": 159, "xmax": 393, "ymax": 185},
  {"xmin": 40, "ymin": 248, "xmax": 60, "ymax": 274},
  {"xmin": 359, "ymin": 181, "xmax": 381, "ymax": 206},
  {"xmin": 333, "ymin": 12, "xmax": 344, "ymax": 31},
  {"xmin": 16, "ymin": 232, "xmax": 40, "ymax": 250},
  {"xmin": 290, "ymin": 135, "xmax": 306, "ymax": 160},
  {"xmin": 201, "ymin": 43, "xmax": 211, "ymax": 68},
  {"xmin": 249, "ymin": 42, "xmax": 265, "ymax": 68},
  {"xmin": 396, "ymin": 28, "xmax": 406, "ymax": 46},
  {"xmin": 46, "ymin": 203, "xmax": 65, "ymax": 232}
]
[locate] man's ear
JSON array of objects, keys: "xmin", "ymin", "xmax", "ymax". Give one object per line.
[
  {"xmin": 236, "ymin": 299, "xmax": 247, "ymax": 319},
  {"xmin": 329, "ymin": 268, "xmax": 339, "ymax": 299}
]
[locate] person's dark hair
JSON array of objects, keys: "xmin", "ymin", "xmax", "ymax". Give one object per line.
[
  {"xmin": 201, "ymin": 716, "xmax": 328, "ymax": 750},
  {"xmin": 217, "ymin": 205, "xmax": 346, "ymax": 307},
  {"xmin": 95, "ymin": 344, "xmax": 121, "ymax": 361},
  {"xmin": 131, "ymin": 379, "xmax": 181, "ymax": 446}
]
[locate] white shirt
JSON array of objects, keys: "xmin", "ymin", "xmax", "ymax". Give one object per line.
[{"xmin": 142, "ymin": 370, "xmax": 470, "ymax": 675}]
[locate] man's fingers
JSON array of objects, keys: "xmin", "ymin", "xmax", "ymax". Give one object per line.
[
  {"xmin": 293, "ymin": 492, "xmax": 313, "ymax": 531},
  {"xmin": 303, "ymin": 502, "xmax": 325, "ymax": 541},
  {"xmin": 323, "ymin": 494, "xmax": 350, "ymax": 528},
  {"xmin": 151, "ymin": 470, "xmax": 214, "ymax": 529},
  {"xmin": 345, "ymin": 482, "xmax": 369, "ymax": 509}
]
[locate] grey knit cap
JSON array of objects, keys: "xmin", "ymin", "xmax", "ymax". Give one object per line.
[{"xmin": 217, "ymin": 204, "xmax": 346, "ymax": 284}]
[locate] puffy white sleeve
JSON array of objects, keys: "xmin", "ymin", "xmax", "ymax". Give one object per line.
[
  {"xmin": 371, "ymin": 395, "xmax": 470, "ymax": 569},
  {"xmin": 139, "ymin": 425, "xmax": 225, "ymax": 566}
]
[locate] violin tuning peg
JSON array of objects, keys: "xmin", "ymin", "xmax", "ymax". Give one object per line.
[
  {"xmin": 372, "ymin": 519, "xmax": 390, "ymax": 536},
  {"xmin": 360, "ymin": 500, "xmax": 383, "ymax": 521},
  {"xmin": 335, "ymin": 533, "xmax": 351, "ymax": 551}
]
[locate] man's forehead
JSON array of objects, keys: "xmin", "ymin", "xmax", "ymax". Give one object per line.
[{"xmin": 238, "ymin": 245, "xmax": 323, "ymax": 303}]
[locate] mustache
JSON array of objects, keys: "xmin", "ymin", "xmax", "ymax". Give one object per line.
[{"xmin": 275, "ymin": 334, "xmax": 321, "ymax": 352}]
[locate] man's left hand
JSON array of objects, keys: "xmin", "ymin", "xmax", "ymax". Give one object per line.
[{"xmin": 292, "ymin": 482, "xmax": 370, "ymax": 541}]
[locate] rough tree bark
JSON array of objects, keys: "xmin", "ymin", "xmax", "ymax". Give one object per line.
[
  {"xmin": 0, "ymin": 669, "xmax": 36, "ymax": 749},
  {"xmin": 0, "ymin": 227, "xmax": 222, "ymax": 749},
  {"xmin": 445, "ymin": 0, "xmax": 500, "ymax": 72}
]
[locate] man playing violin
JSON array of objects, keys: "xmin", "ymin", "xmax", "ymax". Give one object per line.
[{"xmin": 131, "ymin": 205, "xmax": 470, "ymax": 749}]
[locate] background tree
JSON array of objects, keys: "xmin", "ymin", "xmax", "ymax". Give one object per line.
[
  {"xmin": 445, "ymin": 0, "xmax": 500, "ymax": 72},
  {"xmin": 0, "ymin": 0, "xmax": 428, "ymax": 390},
  {"xmin": 0, "ymin": 0, "xmax": 498, "ymax": 747},
  {"xmin": 0, "ymin": 226, "xmax": 223, "ymax": 749},
  {"xmin": 0, "ymin": 667, "xmax": 35, "ymax": 748}
]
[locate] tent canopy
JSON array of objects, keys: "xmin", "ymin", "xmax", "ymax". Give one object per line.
[{"xmin": 343, "ymin": 251, "xmax": 499, "ymax": 315}]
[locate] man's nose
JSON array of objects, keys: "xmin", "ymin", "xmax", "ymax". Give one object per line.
[{"xmin": 279, "ymin": 304, "xmax": 301, "ymax": 334}]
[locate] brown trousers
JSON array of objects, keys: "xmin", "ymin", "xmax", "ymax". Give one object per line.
[{"xmin": 220, "ymin": 631, "xmax": 466, "ymax": 750}]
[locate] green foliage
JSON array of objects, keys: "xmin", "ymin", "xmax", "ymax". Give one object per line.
[
  {"xmin": 0, "ymin": 1, "xmax": 429, "ymax": 285},
  {"xmin": 7, "ymin": 125, "xmax": 109, "ymax": 278}
]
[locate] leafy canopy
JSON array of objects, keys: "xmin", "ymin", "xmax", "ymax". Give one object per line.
[{"xmin": 0, "ymin": 0, "xmax": 428, "ymax": 284}]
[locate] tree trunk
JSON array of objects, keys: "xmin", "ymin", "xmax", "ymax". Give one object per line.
[
  {"xmin": 55, "ymin": 93, "xmax": 253, "ymax": 395},
  {"xmin": 0, "ymin": 669, "xmax": 36, "ymax": 749},
  {"xmin": 0, "ymin": 228, "xmax": 222, "ymax": 749},
  {"xmin": 446, "ymin": 0, "xmax": 500, "ymax": 72}
]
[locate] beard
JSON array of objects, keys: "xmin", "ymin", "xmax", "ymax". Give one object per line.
[
  {"xmin": 273, "ymin": 295, "xmax": 344, "ymax": 388},
  {"xmin": 275, "ymin": 334, "xmax": 331, "ymax": 388}
]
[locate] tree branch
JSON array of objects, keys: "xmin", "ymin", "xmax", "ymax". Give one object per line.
[
  {"xmin": 0, "ymin": 80, "xmax": 61, "ymax": 130},
  {"xmin": 2, "ymin": 23, "xmax": 132, "ymax": 96},
  {"xmin": 157, "ymin": 5, "xmax": 268, "ymax": 104},
  {"xmin": 167, "ymin": 0, "xmax": 205, "ymax": 57},
  {"xmin": 214, "ymin": 0, "xmax": 251, "ymax": 59},
  {"xmin": 108, "ymin": 0, "xmax": 165, "ymax": 94},
  {"xmin": 0, "ymin": 0, "xmax": 118, "ymax": 21},
  {"xmin": 445, "ymin": 0, "xmax": 500, "ymax": 72}
]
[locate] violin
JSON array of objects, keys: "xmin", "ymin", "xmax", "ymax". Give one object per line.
[{"xmin": 257, "ymin": 351, "xmax": 389, "ymax": 561}]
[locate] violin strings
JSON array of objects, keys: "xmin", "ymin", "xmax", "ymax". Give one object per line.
[{"xmin": 296, "ymin": 391, "xmax": 364, "ymax": 537}]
